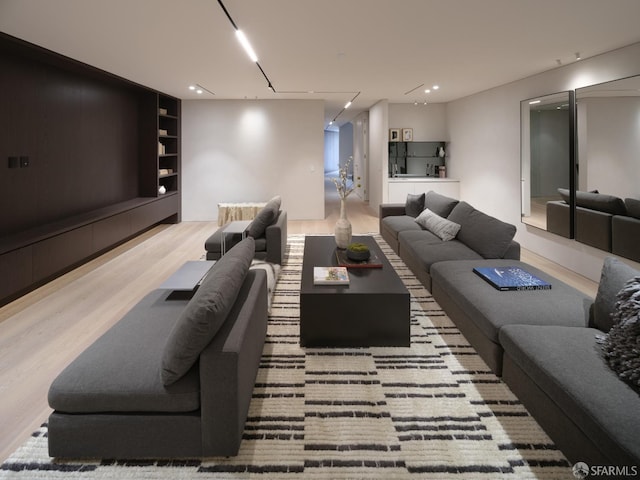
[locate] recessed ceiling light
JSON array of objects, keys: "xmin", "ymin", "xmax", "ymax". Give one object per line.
[
  {"xmin": 529, "ymin": 100, "xmax": 541, "ymax": 105},
  {"xmin": 424, "ymin": 89, "xmax": 431, "ymax": 94},
  {"xmin": 432, "ymin": 85, "xmax": 440, "ymax": 90},
  {"xmin": 189, "ymin": 85, "xmax": 196, "ymax": 90},
  {"xmin": 196, "ymin": 89, "xmax": 203, "ymax": 94},
  {"xmin": 344, "ymin": 101, "xmax": 352, "ymax": 109}
]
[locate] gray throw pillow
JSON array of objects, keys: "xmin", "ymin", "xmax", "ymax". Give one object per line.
[
  {"xmin": 593, "ymin": 257, "xmax": 640, "ymax": 332},
  {"xmin": 415, "ymin": 208, "xmax": 461, "ymax": 241},
  {"xmin": 599, "ymin": 276, "xmax": 640, "ymax": 390},
  {"xmin": 248, "ymin": 195, "xmax": 281, "ymax": 239},
  {"xmin": 447, "ymin": 201, "xmax": 516, "ymax": 259},
  {"xmin": 625, "ymin": 198, "xmax": 640, "ymax": 219},
  {"xmin": 405, "ymin": 193, "xmax": 425, "ymax": 217},
  {"xmin": 161, "ymin": 237, "xmax": 255, "ymax": 386},
  {"xmin": 424, "ymin": 190, "xmax": 459, "ymax": 218}
]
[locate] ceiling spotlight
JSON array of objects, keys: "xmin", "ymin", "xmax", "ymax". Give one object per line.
[
  {"xmin": 556, "ymin": 59, "xmax": 562, "ymax": 66},
  {"xmin": 236, "ymin": 29, "xmax": 258, "ymax": 62},
  {"xmin": 414, "ymin": 101, "xmax": 418, "ymax": 106},
  {"xmin": 424, "ymin": 101, "xmax": 428, "ymax": 105},
  {"xmin": 424, "ymin": 89, "xmax": 431, "ymax": 94},
  {"xmin": 432, "ymin": 85, "xmax": 440, "ymax": 90},
  {"xmin": 196, "ymin": 89, "xmax": 203, "ymax": 94},
  {"xmin": 575, "ymin": 52, "xmax": 581, "ymax": 61},
  {"xmin": 189, "ymin": 85, "xmax": 196, "ymax": 90}
]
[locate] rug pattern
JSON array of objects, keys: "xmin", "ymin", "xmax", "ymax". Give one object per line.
[{"xmin": 0, "ymin": 235, "xmax": 571, "ymax": 479}]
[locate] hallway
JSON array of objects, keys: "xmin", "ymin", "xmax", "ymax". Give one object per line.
[{"xmin": 287, "ymin": 173, "xmax": 379, "ymax": 235}]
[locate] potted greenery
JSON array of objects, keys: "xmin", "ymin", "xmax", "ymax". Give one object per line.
[{"xmin": 346, "ymin": 242, "xmax": 371, "ymax": 261}]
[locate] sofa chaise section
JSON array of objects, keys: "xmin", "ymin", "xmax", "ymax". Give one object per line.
[
  {"xmin": 48, "ymin": 238, "xmax": 268, "ymax": 459},
  {"xmin": 431, "ymin": 259, "xmax": 592, "ymax": 375},
  {"xmin": 499, "ymin": 257, "xmax": 640, "ymax": 467}
]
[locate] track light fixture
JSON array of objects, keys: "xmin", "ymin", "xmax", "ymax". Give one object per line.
[
  {"xmin": 235, "ymin": 30, "xmax": 258, "ymax": 63},
  {"xmin": 575, "ymin": 52, "xmax": 581, "ymax": 61},
  {"xmin": 217, "ymin": 0, "xmax": 276, "ymax": 92}
]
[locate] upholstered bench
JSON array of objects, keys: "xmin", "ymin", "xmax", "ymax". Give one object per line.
[{"xmin": 431, "ymin": 259, "xmax": 592, "ymax": 375}]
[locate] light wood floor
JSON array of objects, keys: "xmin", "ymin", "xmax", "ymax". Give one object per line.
[{"xmin": 0, "ymin": 181, "xmax": 596, "ymax": 463}]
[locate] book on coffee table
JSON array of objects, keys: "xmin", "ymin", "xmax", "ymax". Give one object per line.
[
  {"xmin": 473, "ymin": 266, "xmax": 552, "ymax": 291},
  {"xmin": 335, "ymin": 249, "xmax": 383, "ymax": 268},
  {"xmin": 313, "ymin": 266, "xmax": 350, "ymax": 285}
]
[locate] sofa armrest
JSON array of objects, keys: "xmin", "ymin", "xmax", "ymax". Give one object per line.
[
  {"xmin": 503, "ymin": 240, "xmax": 521, "ymax": 260},
  {"xmin": 198, "ymin": 269, "xmax": 268, "ymax": 456},
  {"xmin": 265, "ymin": 210, "xmax": 287, "ymax": 264},
  {"xmin": 379, "ymin": 203, "xmax": 406, "ymax": 218}
]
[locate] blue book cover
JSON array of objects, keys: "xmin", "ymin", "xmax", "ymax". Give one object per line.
[{"xmin": 473, "ymin": 266, "xmax": 552, "ymax": 291}]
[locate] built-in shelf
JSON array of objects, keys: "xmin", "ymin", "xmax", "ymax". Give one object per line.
[{"xmin": 0, "ymin": 32, "xmax": 182, "ymax": 306}]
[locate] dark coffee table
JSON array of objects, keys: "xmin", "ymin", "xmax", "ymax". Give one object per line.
[{"xmin": 300, "ymin": 235, "xmax": 410, "ymax": 347}]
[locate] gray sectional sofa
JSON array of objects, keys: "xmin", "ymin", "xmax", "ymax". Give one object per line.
[
  {"xmin": 380, "ymin": 190, "xmax": 640, "ymax": 467},
  {"xmin": 380, "ymin": 191, "xmax": 520, "ymax": 291},
  {"xmin": 48, "ymin": 237, "xmax": 268, "ymax": 459},
  {"xmin": 205, "ymin": 195, "xmax": 287, "ymax": 265},
  {"xmin": 500, "ymin": 258, "xmax": 640, "ymax": 467}
]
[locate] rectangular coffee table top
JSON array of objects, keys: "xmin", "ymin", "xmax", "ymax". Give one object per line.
[{"xmin": 300, "ymin": 235, "xmax": 407, "ymax": 295}]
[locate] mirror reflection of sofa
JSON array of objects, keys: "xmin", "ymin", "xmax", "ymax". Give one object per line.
[{"xmin": 546, "ymin": 189, "xmax": 640, "ymax": 262}]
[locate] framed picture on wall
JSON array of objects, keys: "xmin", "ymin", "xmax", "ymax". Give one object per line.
[
  {"xmin": 402, "ymin": 128, "xmax": 413, "ymax": 142},
  {"xmin": 389, "ymin": 128, "xmax": 400, "ymax": 142}
]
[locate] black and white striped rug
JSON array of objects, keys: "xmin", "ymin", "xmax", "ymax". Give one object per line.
[{"xmin": 1, "ymin": 235, "xmax": 571, "ymax": 479}]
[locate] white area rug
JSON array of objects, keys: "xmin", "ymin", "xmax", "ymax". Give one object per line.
[{"xmin": 0, "ymin": 235, "xmax": 571, "ymax": 479}]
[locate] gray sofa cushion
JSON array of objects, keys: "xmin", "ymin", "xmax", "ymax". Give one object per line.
[
  {"xmin": 625, "ymin": 198, "xmax": 640, "ymax": 219},
  {"xmin": 414, "ymin": 208, "xmax": 461, "ymax": 241},
  {"xmin": 48, "ymin": 289, "xmax": 201, "ymax": 413},
  {"xmin": 425, "ymin": 190, "xmax": 459, "ymax": 218},
  {"xmin": 431, "ymin": 259, "xmax": 591, "ymax": 343},
  {"xmin": 447, "ymin": 201, "xmax": 516, "ymax": 259},
  {"xmin": 381, "ymin": 215, "xmax": 424, "ymax": 240},
  {"xmin": 248, "ymin": 196, "xmax": 281, "ymax": 238},
  {"xmin": 500, "ymin": 324, "xmax": 640, "ymax": 465},
  {"xmin": 405, "ymin": 193, "xmax": 425, "ymax": 217},
  {"xmin": 161, "ymin": 237, "xmax": 255, "ymax": 385},
  {"xmin": 592, "ymin": 257, "xmax": 640, "ymax": 332},
  {"xmin": 399, "ymin": 231, "xmax": 482, "ymax": 272}
]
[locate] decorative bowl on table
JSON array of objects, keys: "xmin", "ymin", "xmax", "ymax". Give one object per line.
[{"xmin": 346, "ymin": 242, "xmax": 371, "ymax": 261}]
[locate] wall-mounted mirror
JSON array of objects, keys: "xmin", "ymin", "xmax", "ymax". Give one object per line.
[
  {"xmin": 521, "ymin": 91, "xmax": 575, "ymax": 236},
  {"xmin": 574, "ymin": 75, "xmax": 640, "ymax": 262}
]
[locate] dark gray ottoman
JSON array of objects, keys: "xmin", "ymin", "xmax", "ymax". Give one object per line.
[{"xmin": 431, "ymin": 259, "xmax": 592, "ymax": 375}]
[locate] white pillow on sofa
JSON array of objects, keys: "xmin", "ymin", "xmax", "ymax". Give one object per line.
[{"xmin": 415, "ymin": 208, "xmax": 461, "ymax": 241}]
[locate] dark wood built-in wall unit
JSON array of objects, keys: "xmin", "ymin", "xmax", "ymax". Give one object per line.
[{"xmin": 0, "ymin": 33, "xmax": 182, "ymax": 306}]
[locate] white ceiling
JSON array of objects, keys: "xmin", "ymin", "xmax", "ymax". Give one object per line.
[{"xmin": 2, "ymin": 0, "xmax": 640, "ymax": 126}]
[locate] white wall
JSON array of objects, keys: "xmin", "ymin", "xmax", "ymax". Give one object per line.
[
  {"xmin": 388, "ymin": 103, "xmax": 448, "ymax": 140},
  {"xmin": 578, "ymin": 97, "xmax": 640, "ymax": 198},
  {"xmin": 368, "ymin": 100, "xmax": 388, "ymax": 210},
  {"xmin": 182, "ymin": 99, "xmax": 325, "ymax": 222},
  {"xmin": 339, "ymin": 122, "xmax": 353, "ymax": 170},
  {"xmin": 447, "ymin": 42, "xmax": 640, "ymax": 280},
  {"xmin": 324, "ymin": 130, "xmax": 339, "ymax": 173}
]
